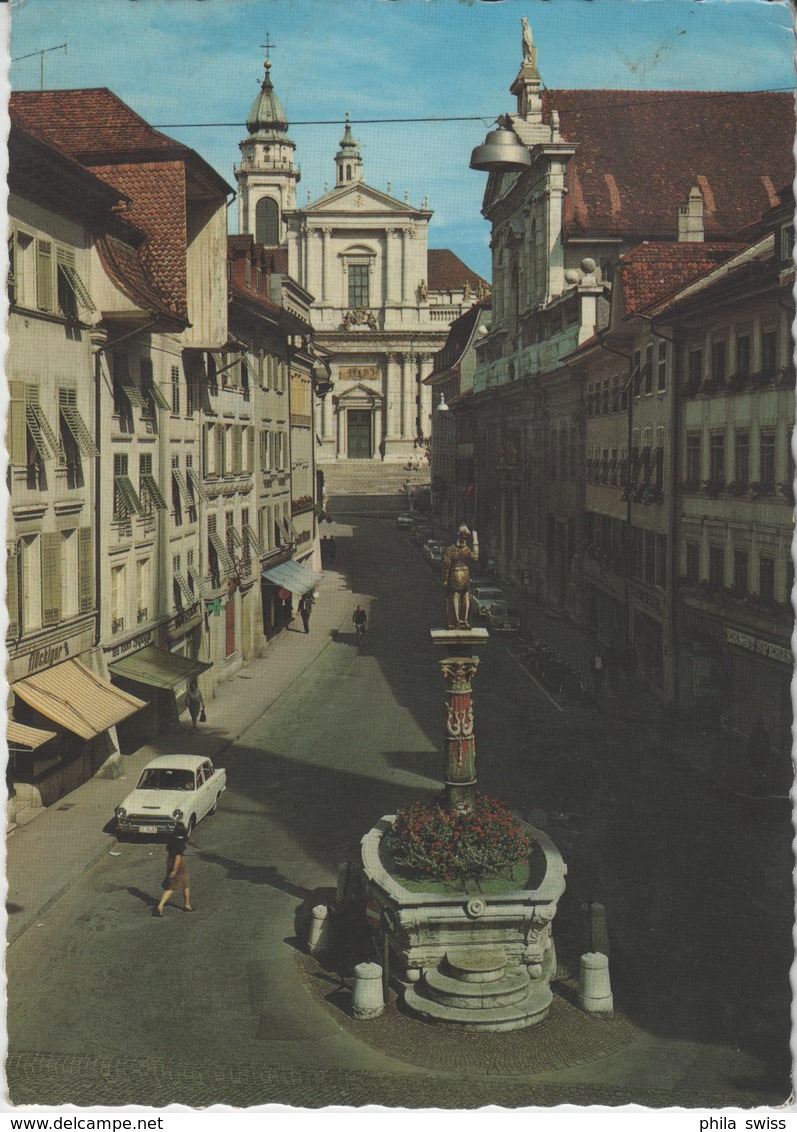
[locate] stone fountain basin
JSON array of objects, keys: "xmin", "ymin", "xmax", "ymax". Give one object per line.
[{"xmin": 360, "ymin": 815, "xmax": 567, "ymax": 983}]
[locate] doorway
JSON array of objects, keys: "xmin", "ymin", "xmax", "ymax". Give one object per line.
[{"xmin": 347, "ymin": 409, "xmax": 372, "ymax": 459}]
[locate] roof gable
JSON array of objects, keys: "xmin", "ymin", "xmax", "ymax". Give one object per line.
[
  {"xmin": 617, "ymin": 241, "xmax": 746, "ymax": 316},
  {"xmin": 428, "ymin": 249, "xmax": 488, "ymax": 292},
  {"xmin": 304, "ymin": 181, "xmax": 420, "ymax": 215}
]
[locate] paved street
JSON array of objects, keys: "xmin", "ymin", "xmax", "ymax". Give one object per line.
[{"xmin": 6, "ymin": 508, "xmax": 793, "ymax": 1108}]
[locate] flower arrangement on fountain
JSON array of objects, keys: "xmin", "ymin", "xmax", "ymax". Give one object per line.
[{"xmin": 388, "ymin": 792, "xmax": 532, "ymax": 881}]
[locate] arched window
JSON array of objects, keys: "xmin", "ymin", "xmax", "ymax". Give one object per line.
[
  {"xmin": 255, "ymin": 197, "xmax": 280, "ymax": 247},
  {"xmin": 346, "ymin": 164, "xmax": 352, "ymax": 181}
]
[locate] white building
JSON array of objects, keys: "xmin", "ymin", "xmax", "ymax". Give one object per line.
[{"xmin": 235, "ymin": 59, "xmax": 486, "ymax": 464}]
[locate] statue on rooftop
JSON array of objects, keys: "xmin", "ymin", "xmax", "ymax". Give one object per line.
[{"xmin": 521, "ymin": 17, "xmax": 534, "ymax": 62}]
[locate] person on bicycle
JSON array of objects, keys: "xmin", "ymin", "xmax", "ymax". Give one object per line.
[{"xmin": 352, "ymin": 605, "xmax": 367, "ymax": 640}]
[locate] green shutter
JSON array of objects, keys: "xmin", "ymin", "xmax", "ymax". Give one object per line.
[
  {"xmin": 41, "ymin": 531, "xmax": 61, "ymax": 626},
  {"xmin": 78, "ymin": 527, "xmax": 93, "ymax": 614},
  {"xmin": 7, "ymin": 543, "xmax": 20, "ymax": 638},
  {"xmin": 247, "ymin": 426, "xmax": 255, "ymax": 473},
  {"xmin": 8, "ymin": 382, "xmax": 27, "ymax": 466},
  {"xmin": 215, "ymin": 424, "xmax": 224, "ymax": 474},
  {"xmin": 36, "ymin": 239, "xmax": 54, "ymax": 312}
]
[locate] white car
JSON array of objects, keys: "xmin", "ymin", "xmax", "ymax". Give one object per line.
[
  {"xmin": 396, "ymin": 512, "xmax": 415, "ymax": 529},
  {"xmin": 115, "ymin": 754, "xmax": 226, "ymax": 836},
  {"xmin": 470, "ymin": 584, "xmax": 506, "ymax": 618},
  {"xmin": 423, "ymin": 539, "xmax": 445, "ymax": 565}
]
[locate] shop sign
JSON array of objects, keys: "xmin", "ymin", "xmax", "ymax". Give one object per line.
[
  {"xmin": 27, "ymin": 640, "xmax": 70, "ymax": 674},
  {"xmin": 110, "ymin": 630, "xmax": 153, "ymax": 659},
  {"xmin": 726, "ymin": 627, "xmax": 791, "ymax": 667}
]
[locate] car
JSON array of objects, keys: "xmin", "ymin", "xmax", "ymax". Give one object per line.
[
  {"xmin": 115, "ymin": 754, "xmax": 226, "ymax": 836},
  {"xmin": 470, "ymin": 584, "xmax": 506, "ymax": 618},
  {"xmin": 412, "ymin": 523, "xmax": 432, "ymax": 546},
  {"xmin": 423, "ymin": 539, "xmax": 445, "ymax": 565},
  {"xmin": 396, "ymin": 512, "xmax": 415, "ymax": 529},
  {"xmin": 485, "ymin": 601, "xmax": 521, "ymax": 633}
]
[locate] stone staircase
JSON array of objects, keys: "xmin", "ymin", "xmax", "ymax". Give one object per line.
[{"xmin": 321, "ymin": 460, "xmax": 430, "ymax": 498}]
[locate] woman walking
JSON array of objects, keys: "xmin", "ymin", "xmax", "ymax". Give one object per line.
[
  {"xmin": 154, "ymin": 823, "xmax": 193, "ymax": 916},
  {"xmin": 186, "ymin": 679, "xmax": 204, "ymax": 731}
]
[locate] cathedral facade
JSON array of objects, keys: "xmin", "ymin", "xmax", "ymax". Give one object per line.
[{"xmin": 235, "ymin": 59, "xmax": 486, "ymax": 464}]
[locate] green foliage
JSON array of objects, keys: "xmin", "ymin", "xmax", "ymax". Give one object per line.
[{"xmin": 388, "ymin": 792, "xmax": 532, "ymax": 882}]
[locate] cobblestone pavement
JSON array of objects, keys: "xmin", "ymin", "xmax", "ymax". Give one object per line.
[{"xmin": 7, "ymin": 1052, "xmax": 769, "ymax": 1109}]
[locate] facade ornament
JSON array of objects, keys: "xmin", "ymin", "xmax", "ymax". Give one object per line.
[
  {"xmin": 463, "ymin": 280, "xmax": 472, "ymax": 301},
  {"xmin": 417, "ymin": 279, "xmax": 428, "ymax": 303},
  {"xmin": 521, "ymin": 16, "xmax": 534, "ymax": 62},
  {"xmin": 341, "ymin": 309, "xmax": 377, "ymax": 330},
  {"xmin": 476, "ymin": 279, "xmax": 490, "ymax": 300}
]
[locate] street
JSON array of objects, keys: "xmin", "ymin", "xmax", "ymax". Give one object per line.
[{"xmin": 7, "ymin": 512, "xmax": 793, "ymax": 1108}]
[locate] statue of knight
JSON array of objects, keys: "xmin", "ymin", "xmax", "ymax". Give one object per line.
[{"xmin": 442, "ymin": 525, "xmax": 479, "ymax": 629}]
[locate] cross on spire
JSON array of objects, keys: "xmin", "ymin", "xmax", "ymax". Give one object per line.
[{"xmin": 260, "ymin": 34, "xmax": 276, "ymax": 63}]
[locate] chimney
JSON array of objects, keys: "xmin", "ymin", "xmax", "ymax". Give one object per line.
[{"xmin": 678, "ymin": 186, "xmax": 704, "ymax": 243}]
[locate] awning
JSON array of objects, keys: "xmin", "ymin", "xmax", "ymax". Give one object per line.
[
  {"xmin": 6, "ymin": 721, "xmax": 57, "ymax": 750},
  {"xmin": 14, "ymin": 658, "xmax": 146, "ymax": 740},
  {"xmin": 262, "ymin": 559, "xmax": 322, "ymax": 597},
  {"xmin": 108, "ymin": 645, "xmax": 211, "ymax": 690}
]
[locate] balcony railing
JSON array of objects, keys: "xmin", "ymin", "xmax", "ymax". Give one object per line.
[
  {"xmin": 111, "ymin": 617, "xmax": 125, "ymax": 634},
  {"xmin": 137, "ymin": 607, "xmax": 148, "ymax": 624}
]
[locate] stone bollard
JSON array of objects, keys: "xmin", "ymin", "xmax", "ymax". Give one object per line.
[
  {"xmin": 352, "ymin": 962, "xmax": 385, "ymax": 1019},
  {"xmin": 308, "ymin": 904, "xmax": 333, "ymax": 956},
  {"xmin": 579, "ymin": 951, "xmax": 614, "ymax": 1017}
]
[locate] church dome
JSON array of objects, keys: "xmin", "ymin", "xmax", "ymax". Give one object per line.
[{"xmin": 246, "ymin": 61, "xmax": 293, "ymax": 146}]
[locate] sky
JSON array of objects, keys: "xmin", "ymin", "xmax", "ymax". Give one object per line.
[{"xmin": 8, "ymin": 0, "xmax": 796, "ymax": 281}]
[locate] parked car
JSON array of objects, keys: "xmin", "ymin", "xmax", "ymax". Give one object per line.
[
  {"xmin": 423, "ymin": 539, "xmax": 445, "ymax": 566},
  {"xmin": 115, "ymin": 754, "xmax": 226, "ymax": 836},
  {"xmin": 396, "ymin": 512, "xmax": 415, "ymax": 529},
  {"xmin": 412, "ymin": 523, "xmax": 433, "ymax": 546},
  {"xmin": 485, "ymin": 600, "xmax": 521, "ymax": 633},
  {"xmin": 470, "ymin": 584, "xmax": 506, "ymax": 618}
]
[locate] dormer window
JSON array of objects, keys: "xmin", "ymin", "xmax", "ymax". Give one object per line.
[{"xmin": 779, "ymin": 223, "xmax": 794, "ymax": 265}]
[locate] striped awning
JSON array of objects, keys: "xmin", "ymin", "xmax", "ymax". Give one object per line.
[
  {"xmin": 262, "ymin": 559, "xmax": 322, "ymax": 597},
  {"xmin": 13, "ymin": 658, "xmax": 146, "ymax": 740},
  {"xmin": 109, "ymin": 645, "xmax": 211, "ymax": 690},
  {"xmin": 6, "ymin": 721, "xmax": 57, "ymax": 750}
]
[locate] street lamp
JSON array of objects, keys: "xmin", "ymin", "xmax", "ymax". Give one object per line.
[{"xmin": 469, "ymin": 115, "xmax": 531, "ymax": 174}]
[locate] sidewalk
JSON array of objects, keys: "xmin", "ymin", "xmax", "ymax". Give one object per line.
[
  {"xmin": 500, "ymin": 581, "xmax": 775, "ymax": 800},
  {"xmin": 6, "ymin": 562, "xmax": 360, "ymax": 946}
]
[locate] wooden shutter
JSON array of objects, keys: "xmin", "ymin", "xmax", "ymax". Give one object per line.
[
  {"xmin": 78, "ymin": 527, "xmax": 93, "ymax": 613},
  {"xmin": 7, "ymin": 543, "xmax": 20, "ymax": 638},
  {"xmin": 202, "ymin": 423, "xmax": 210, "ymax": 474},
  {"xmin": 7, "ymin": 382, "xmax": 27, "ymax": 466},
  {"xmin": 41, "ymin": 531, "xmax": 61, "ymax": 626},
  {"xmin": 247, "ymin": 426, "xmax": 255, "ymax": 473},
  {"xmin": 215, "ymin": 424, "xmax": 224, "ymax": 474},
  {"xmin": 36, "ymin": 239, "xmax": 54, "ymax": 312},
  {"xmin": 232, "ymin": 425, "xmax": 242, "ymax": 473}
]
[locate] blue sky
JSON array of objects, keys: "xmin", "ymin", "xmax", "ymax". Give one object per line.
[{"xmin": 9, "ymin": 0, "xmax": 795, "ymax": 279}]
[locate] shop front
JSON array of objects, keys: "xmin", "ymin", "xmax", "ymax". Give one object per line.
[
  {"xmin": 262, "ymin": 558, "xmax": 323, "ymax": 633},
  {"xmin": 108, "ymin": 644, "xmax": 212, "ymax": 749}
]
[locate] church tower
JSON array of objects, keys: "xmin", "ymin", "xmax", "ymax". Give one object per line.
[
  {"xmin": 334, "ymin": 114, "xmax": 364, "ymax": 187},
  {"xmin": 235, "ymin": 54, "xmax": 300, "ymax": 247}
]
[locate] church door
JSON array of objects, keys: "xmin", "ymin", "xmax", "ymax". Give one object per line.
[{"xmin": 347, "ymin": 410, "xmax": 372, "ymax": 459}]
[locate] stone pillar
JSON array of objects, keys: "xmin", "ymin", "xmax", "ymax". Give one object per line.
[
  {"xmin": 337, "ymin": 403, "xmax": 346, "ymax": 458},
  {"xmin": 352, "ymin": 962, "xmax": 385, "ymax": 1019},
  {"xmin": 321, "ymin": 387, "xmax": 333, "ymax": 441},
  {"xmin": 386, "ymin": 229, "xmax": 400, "ymax": 306},
  {"xmin": 401, "ymin": 353, "xmax": 415, "ymax": 441},
  {"xmin": 321, "ymin": 228, "xmax": 331, "ymax": 302},
  {"xmin": 308, "ymin": 904, "xmax": 332, "ymax": 955},
  {"xmin": 419, "ymin": 354, "xmax": 433, "ymax": 441},
  {"xmin": 439, "ymin": 656, "xmax": 480, "ymax": 813},
  {"xmin": 373, "ymin": 401, "xmax": 383, "ymax": 459},
  {"xmin": 401, "ymin": 229, "xmax": 410, "ymax": 304},
  {"xmin": 385, "ymin": 354, "xmax": 400, "ymax": 439}
]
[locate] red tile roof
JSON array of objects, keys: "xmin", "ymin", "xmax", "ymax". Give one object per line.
[
  {"xmin": 428, "ymin": 249, "xmax": 488, "ymax": 292},
  {"xmin": 95, "ymin": 234, "xmax": 183, "ymax": 322},
  {"xmin": 618, "ymin": 241, "xmax": 745, "ymax": 314},
  {"xmin": 531, "ymin": 90, "xmax": 794, "ymax": 241}
]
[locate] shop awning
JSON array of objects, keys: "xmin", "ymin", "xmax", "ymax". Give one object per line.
[
  {"xmin": 13, "ymin": 658, "xmax": 146, "ymax": 741},
  {"xmin": 6, "ymin": 721, "xmax": 57, "ymax": 750},
  {"xmin": 108, "ymin": 645, "xmax": 212, "ymax": 690},
  {"xmin": 262, "ymin": 559, "xmax": 322, "ymax": 596}
]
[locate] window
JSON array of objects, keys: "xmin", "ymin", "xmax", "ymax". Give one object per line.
[
  {"xmin": 688, "ymin": 348, "xmax": 703, "ymax": 390},
  {"xmin": 255, "ymin": 197, "xmax": 280, "ymax": 246},
  {"xmin": 760, "ymin": 429, "xmax": 776, "ymax": 488},
  {"xmin": 685, "ymin": 433, "xmax": 701, "ymax": 484},
  {"xmin": 260, "ymin": 429, "xmax": 272, "ymax": 472},
  {"xmin": 633, "ymin": 350, "xmax": 642, "ymax": 397},
  {"xmin": 709, "ymin": 432, "xmax": 725, "ymax": 483},
  {"xmin": 711, "ymin": 340, "xmax": 726, "ymax": 386},
  {"xmin": 8, "ymin": 382, "xmax": 59, "ymax": 476},
  {"xmin": 60, "ymin": 529, "xmax": 78, "ymax": 620},
  {"xmin": 644, "ymin": 344, "xmax": 654, "ymax": 395},
  {"xmin": 113, "ymin": 453, "xmax": 143, "ymax": 521},
  {"xmin": 207, "ymin": 354, "xmax": 219, "ymax": 396},
  {"xmin": 139, "ymin": 452, "xmax": 167, "ymax": 514},
  {"xmin": 171, "ymin": 366, "xmax": 181, "ymax": 414},
  {"xmin": 734, "ymin": 431, "xmax": 749, "ymax": 485},
  {"xmin": 685, "ymin": 541, "xmax": 700, "ymax": 584},
  {"xmin": 657, "ymin": 342, "xmax": 667, "ymax": 392},
  {"xmin": 759, "ymin": 555, "xmax": 775, "ymax": 603},
  {"xmin": 40, "ymin": 531, "xmax": 61, "ymax": 626},
  {"xmin": 736, "ymin": 334, "xmax": 751, "ymax": 380},
  {"xmin": 708, "ymin": 545, "xmax": 725, "ymax": 588},
  {"xmin": 141, "ymin": 359, "xmax": 168, "ymax": 416},
  {"xmin": 348, "ymin": 263, "xmax": 369, "ymax": 308},
  {"xmin": 780, "ymin": 224, "xmax": 795, "ymax": 265},
  {"xmin": 761, "ymin": 328, "xmax": 777, "ymax": 377},
  {"xmin": 21, "ymin": 534, "xmax": 42, "ymax": 631},
  {"xmin": 111, "ymin": 563, "xmax": 126, "ymax": 634},
  {"xmin": 734, "ymin": 550, "xmax": 748, "ymax": 594},
  {"xmin": 137, "ymin": 558, "xmax": 150, "ymax": 622}
]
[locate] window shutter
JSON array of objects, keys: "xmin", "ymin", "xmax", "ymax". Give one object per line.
[
  {"xmin": 202, "ymin": 424, "xmax": 210, "ymax": 474},
  {"xmin": 7, "ymin": 543, "xmax": 20, "ymax": 638},
  {"xmin": 215, "ymin": 424, "xmax": 224, "ymax": 474},
  {"xmin": 233, "ymin": 425, "xmax": 243, "ymax": 473},
  {"xmin": 41, "ymin": 531, "xmax": 61, "ymax": 626},
  {"xmin": 78, "ymin": 527, "xmax": 93, "ymax": 613},
  {"xmin": 36, "ymin": 239, "xmax": 54, "ymax": 312},
  {"xmin": 8, "ymin": 382, "xmax": 27, "ymax": 466},
  {"xmin": 247, "ymin": 426, "xmax": 255, "ymax": 474}
]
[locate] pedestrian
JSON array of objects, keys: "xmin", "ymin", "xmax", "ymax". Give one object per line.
[
  {"xmin": 154, "ymin": 823, "xmax": 193, "ymax": 916},
  {"xmin": 299, "ymin": 592, "xmax": 313, "ymax": 634},
  {"xmin": 328, "ymin": 536, "xmax": 337, "ymax": 565},
  {"xmin": 592, "ymin": 651, "xmax": 605, "ymax": 697},
  {"xmin": 186, "ymin": 678, "xmax": 204, "ymax": 731}
]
